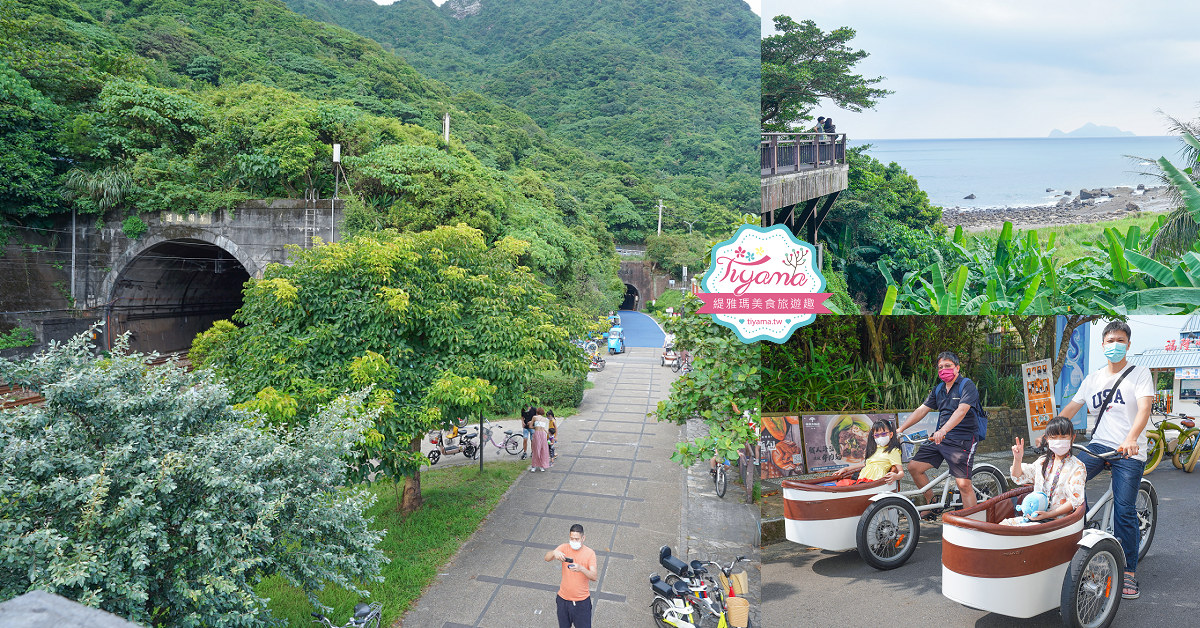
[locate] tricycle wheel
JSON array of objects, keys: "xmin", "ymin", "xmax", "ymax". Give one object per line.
[
  {"xmin": 427, "ymin": 450, "xmax": 440, "ymax": 465},
  {"xmin": 661, "ymin": 356, "xmax": 665, "ymax": 366},
  {"xmin": 1060, "ymin": 538, "xmax": 1123, "ymax": 628},
  {"xmin": 1135, "ymin": 479, "xmax": 1157, "ymax": 561},
  {"xmin": 856, "ymin": 497, "xmax": 920, "ymax": 570}
]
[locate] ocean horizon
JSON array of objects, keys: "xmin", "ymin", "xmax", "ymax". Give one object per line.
[{"xmin": 851, "ymin": 136, "xmax": 1185, "ymax": 210}]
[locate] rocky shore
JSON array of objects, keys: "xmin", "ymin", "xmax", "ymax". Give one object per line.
[{"xmin": 942, "ymin": 185, "xmax": 1175, "ymax": 231}]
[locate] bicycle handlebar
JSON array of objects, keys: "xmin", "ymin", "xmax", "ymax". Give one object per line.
[{"xmin": 1071, "ymin": 443, "xmax": 1121, "ymax": 460}]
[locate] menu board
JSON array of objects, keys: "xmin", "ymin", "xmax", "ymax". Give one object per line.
[
  {"xmin": 800, "ymin": 413, "xmax": 896, "ymax": 473},
  {"xmin": 1022, "ymin": 359, "xmax": 1057, "ymax": 445},
  {"xmin": 760, "ymin": 414, "xmax": 804, "ymax": 478}
]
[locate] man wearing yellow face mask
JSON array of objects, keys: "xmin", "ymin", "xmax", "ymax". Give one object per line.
[{"xmin": 1059, "ymin": 320, "xmax": 1154, "ymax": 600}]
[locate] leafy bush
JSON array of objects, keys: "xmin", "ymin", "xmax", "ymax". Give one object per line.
[
  {"xmin": 645, "ymin": 288, "xmax": 684, "ymax": 317},
  {"xmin": 0, "ymin": 326, "xmax": 36, "ymax": 350},
  {"xmin": 526, "ymin": 370, "xmax": 586, "ymax": 409},
  {"xmin": 120, "ymin": 215, "xmax": 147, "ymax": 239},
  {"xmin": 0, "ymin": 331, "xmax": 386, "ymax": 626}
]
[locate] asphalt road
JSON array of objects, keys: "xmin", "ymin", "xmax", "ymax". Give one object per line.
[
  {"xmin": 615, "ymin": 310, "xmax": 665, "ymax": 348},
  {"xmin": 762, "ymin": 466, "xmax": 1200, "ymax": 627}
]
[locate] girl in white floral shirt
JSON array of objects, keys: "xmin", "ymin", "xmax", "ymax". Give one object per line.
[{"xmin": 1001, "ymin": 416, "xmax": 1087, "ymax": 526}]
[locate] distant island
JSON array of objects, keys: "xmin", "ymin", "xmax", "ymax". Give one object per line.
[{"xmin": 1048, "ymin": 122, "xmax": 1136, "ymax": 138}]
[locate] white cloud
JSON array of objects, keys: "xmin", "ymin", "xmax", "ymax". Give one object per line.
[{"xmin": 763, "ymin": 0, "xmax": 1200, "ymax": 137}]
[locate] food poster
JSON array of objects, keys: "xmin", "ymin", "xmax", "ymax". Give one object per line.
[
  {"xmin": 896, "ymin": 411, "xmax": 936, "ymax": 463},
  {"xmin": 800, "ymin": 414, "xmax": 896, "ymax": 473},
  {"xmin": 761, "ymin": 414, "xmax": 805, "ymax": 478},
  {"xmin": 1022, "ymin": 359, "xmax": 1056, "ymax": 445}
]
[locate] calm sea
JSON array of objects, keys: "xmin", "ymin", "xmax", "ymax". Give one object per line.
[{"xmin": 852, "ymin": 136, "xmax": 1184, "ymax": 209}]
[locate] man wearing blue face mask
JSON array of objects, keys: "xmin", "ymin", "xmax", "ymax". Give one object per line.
[{"xmin": 1058, "ymin": 320, "xmax": 1154, "ymax": 600}]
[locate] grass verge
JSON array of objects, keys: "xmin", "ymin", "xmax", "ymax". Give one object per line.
[
  {"xmin": 256, "ymin": 460, "xmax": 526, "ymax": 626},
  {"xmin": 973, "ymin": 214, "xmax": 1163, "ymax": 261}
]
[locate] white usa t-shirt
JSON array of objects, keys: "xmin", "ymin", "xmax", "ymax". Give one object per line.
[{"xmin": 1071, "ymin": 364, "xmax": 1155, "ymax": 461}]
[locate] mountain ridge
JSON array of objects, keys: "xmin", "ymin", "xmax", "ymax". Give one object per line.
[{"xmin": 1048, "ymin": 122, "xmax": 1136, "ymax": 138}]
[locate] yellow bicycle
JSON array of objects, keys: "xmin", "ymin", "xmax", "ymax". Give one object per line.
[{"xmin": 1143, "ymin": 412, "xmax": 1199, "ymax": 473}]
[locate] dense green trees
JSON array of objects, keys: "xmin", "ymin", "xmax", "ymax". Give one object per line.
[
  {"xmin": 2, "ymin": 0, "xmax": 655, "ymax": 307},
  {"xmin": 0, "ymin": 331, "xmax": 385, "ymax": 626},
  {"xmin": 761, "ymin": 16, "xmax": 891, "ymax": 131},
  {"xmin": 191, "ymin": 226, "xmax": 588, "ymax": 514},
  {"xmin": 0, "ymin": 60, "xmax": 62, "ymax": 216},
  {"xmin": 283, "ymin": 0, "xmax": 760, "ymax": 238}
]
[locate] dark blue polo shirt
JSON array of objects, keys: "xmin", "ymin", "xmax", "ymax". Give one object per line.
[{"xmin": 921, "ymin": 375, "xmax": 980, "ymax": 445}]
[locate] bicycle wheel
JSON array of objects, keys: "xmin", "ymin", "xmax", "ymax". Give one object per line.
[
  {"xmin": 1134, "ymin": 479, "xmax": 1157, "ymax": 561},
  {"xmin": 584, "ymin": 340, "xmax": 598, "ymax": 356},
  {"xmin": 856, "ymin": 497, "xmax": 920, "ymax": 570},
  {"xmin": 1172, "ymin": 429, "xmax": 1198, "ymax": 471},
  {"xmin": 968, "ymin": 464, "xmax": 1008, "ymax": 502},
  {"xmin": 1060, "ymin": 538, "xmax": 1123, "ymax": 628},
  {"xmin": 1143, "ymin": 434, "xmax": 1164, "ymax": 474},
  {"xmin": 505, "ymin": 435, "xmax": 522, "ymax": 455},
  {"xmin": 671, "ymin": 356, "xmax": 682, "ymax": 373},
  {"xmin": 650, "ymin": 598, "xmax": 677, "ymax": 628},
  {"xmin": 715, "ymin": 465, "xmax": 727, "ymax": 498}
]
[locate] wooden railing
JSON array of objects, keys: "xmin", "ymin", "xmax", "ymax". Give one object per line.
[{"xmin": 761, "ymin": 132, "xmax": 847, "ymax": 176}]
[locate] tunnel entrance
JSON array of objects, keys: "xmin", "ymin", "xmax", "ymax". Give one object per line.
[
  {"xmin": 107, "ymin": 239, "xmax": 250, "ymax": 354},
  {"xmin": 621, "ymin": 283, "xmax": 639, "ymax": 311}
]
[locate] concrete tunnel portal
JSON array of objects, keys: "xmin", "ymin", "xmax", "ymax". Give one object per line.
[{"xmin": 105, "ymin": 238, "xmax": 250, "ymax": 354}]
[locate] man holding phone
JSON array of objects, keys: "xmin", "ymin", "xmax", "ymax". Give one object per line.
[{"xmin": 544, "ymin": 523, "xmax": 598, "ymax": 628}]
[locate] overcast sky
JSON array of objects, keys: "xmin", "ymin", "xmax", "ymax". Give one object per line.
[
  {"xmin": 762, "ymin": 0, "xmax": 1200, "ymax": 139},
  {"xmin": 1085, "ymin": 316, "xmax": 1194, "ymax": 373}
]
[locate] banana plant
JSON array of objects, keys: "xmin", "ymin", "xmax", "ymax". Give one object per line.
[{"xmin": 879, "ymin": 222, "xmax": 1063, "ymax": 314}]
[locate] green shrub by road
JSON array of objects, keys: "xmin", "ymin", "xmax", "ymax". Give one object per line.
[{"xmin": 258, "ymin": 461, "xmax": 526, "ymax": 627}]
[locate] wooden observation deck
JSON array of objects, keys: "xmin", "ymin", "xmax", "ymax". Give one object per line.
[{"xmin": 761, "ymin": 132, "xmax": 850, "ymax": 246}]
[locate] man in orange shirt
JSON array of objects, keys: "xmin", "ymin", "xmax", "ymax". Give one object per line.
[{"xmin": 544, "ymin": 523, "xmax": 598, "ymax": 628}]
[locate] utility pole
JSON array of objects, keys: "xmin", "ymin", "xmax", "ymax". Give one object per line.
[
  {"xmin": 332, "ymin": 143, "xmax": 341, "ymax": 242},
  {"xmin": 657, "ymin": 199, "xmax": 663, "ymax": 236},
  {"xmin": 682, "ymin": 220, "xmax": 696, "ymax": 234},
  {"xmin": 443, "ymin": 112, "xmax": 450, "ymax": 145}
]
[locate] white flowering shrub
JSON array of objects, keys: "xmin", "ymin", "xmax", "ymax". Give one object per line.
[{"xmin": 0, "ymin": 332, "xmax": 386, "ymax": 627}]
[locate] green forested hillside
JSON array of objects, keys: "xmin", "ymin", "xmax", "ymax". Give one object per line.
[
  {"xmin": 5, "ymin": 0, "xmax": 751, "ymax": 309},
  {"xmin": 282, "ymin": 0, "xmax": 760, "ymax": 233}
]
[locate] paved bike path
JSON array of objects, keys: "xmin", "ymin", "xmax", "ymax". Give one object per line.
[
  {"xmin": 400, "ymin": 348, "xmax": 685, "ymax": 628},
  {"xmin": 615, "ymin": 310, "xmax": 665, "ymax": 348}
]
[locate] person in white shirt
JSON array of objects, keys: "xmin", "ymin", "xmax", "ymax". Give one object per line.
[{"xmin": 1057, "ymin": 320, "xmax": 1153, "ymax": 600}]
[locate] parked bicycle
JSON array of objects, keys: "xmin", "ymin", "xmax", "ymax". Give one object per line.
[
  {"xmin": 477, "ymin": 419, "xmax": 525, "ymax": 456},
  {"xmin": 1143, "ymin": 411, "xmax": 1198, "ymax": 473},
  {"xmin": 589, "ymin": 353, "xmax": 606, "ymax": 372},
  {"xmin": 310, "ymin": 602, "xmax": 381, "ymax": 628},
  {"xmin": 711, "ymin": 458, "xmax": 733, "ymax": 498},
  {"xmin": 672, "ymin": 349, "xmax": 692, "ymax": 374}
]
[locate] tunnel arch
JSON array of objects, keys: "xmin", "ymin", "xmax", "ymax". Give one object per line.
[
  {"xmin": 621, "ymin": 283, "xmax": 640, "ymax": 311},
  {"xmin": 102, "ymin": 235, "xmax": 255, "ymax": 353}
]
